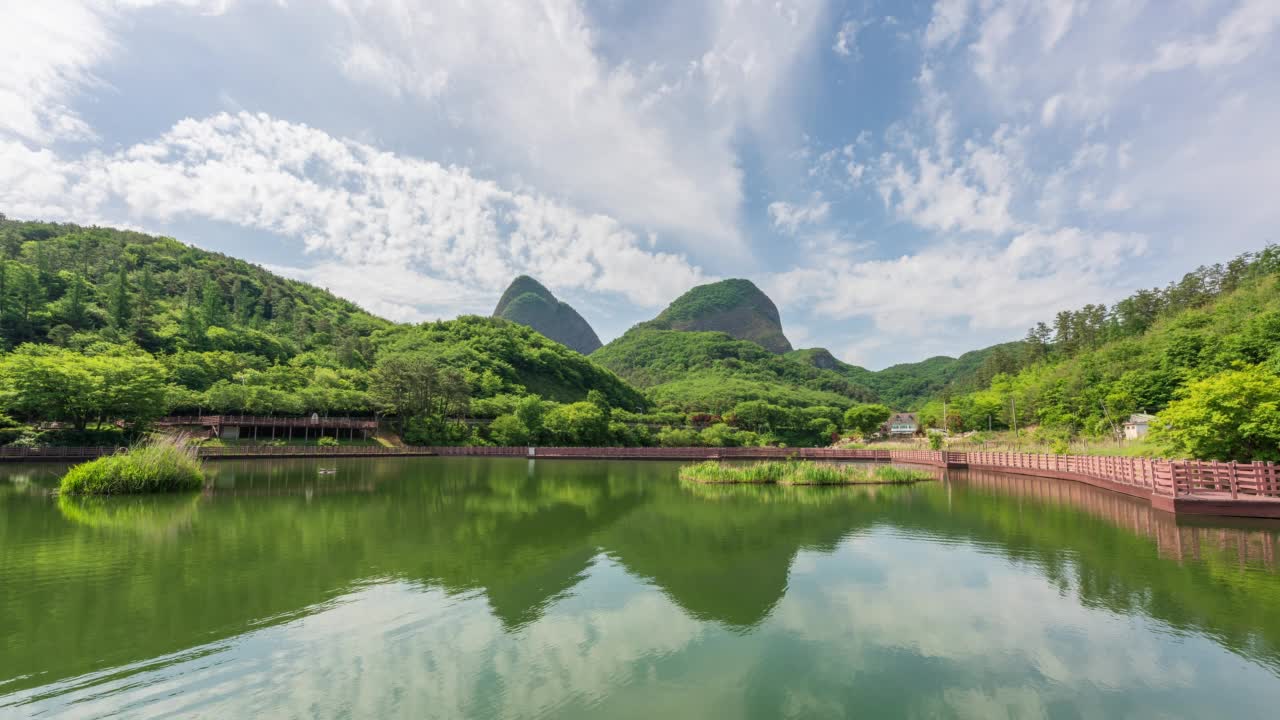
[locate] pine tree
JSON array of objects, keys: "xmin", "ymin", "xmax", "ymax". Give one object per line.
[
  {"xmin": 200, "ymin": 277, "xmax": 226, "ymax": 328},
  {"xmin": 109, "ymin": 264, "xmax": 131, "ymax": 328}
]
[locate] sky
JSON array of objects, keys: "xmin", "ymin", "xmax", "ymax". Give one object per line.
[{"xmin": 2, "ymin": 0, "xmax": 1278, "ymax": 369}]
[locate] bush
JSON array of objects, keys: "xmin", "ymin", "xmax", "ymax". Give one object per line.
[
  {"xmin": 317, "ymin": 436, "xmax": 340, "ymax": 447},
  {"xmin": 60, "ymin": 436, "xmax": 205, "ymax": 495},
  {"xmin": 1153, "ymin": 365, "xmax": 1280, "ymax": 460},
  {"xmin": 0, "ymin": 427, "xmax": 26, "ymax": 445},
  {"xmin": 678, "ymin": 460, "xmax": 932, "ymax": 485},
  {"xmin": 928, "ymin": 432, "xmax": 944, "ymax": 450}
]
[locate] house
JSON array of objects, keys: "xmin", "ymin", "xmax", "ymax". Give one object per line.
[
  {"xmin": 1123, "ymin": 413, "xmax": 1155, "ymax": 440},
  {"xmin": 885, "ymin": 412, "xmax": 919, "ymax": 436}
]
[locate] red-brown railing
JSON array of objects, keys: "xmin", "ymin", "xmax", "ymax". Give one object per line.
[{"xmin": 157, "ymin": 415, "xmax": 379, "ymax": 429}]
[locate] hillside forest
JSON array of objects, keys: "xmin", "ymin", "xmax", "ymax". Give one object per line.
[{"xmin": 1, "ymin": 215, "xmax": 1277, "ymax": 459}]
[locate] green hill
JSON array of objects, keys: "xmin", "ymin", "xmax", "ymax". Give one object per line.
[
  {"xmin": 787, "ymin": 342, "xmax": 1027, "ymax": 410},
  {"xmin": 0, "ymin": 218, "xmax": 645, "ymax": 439},
  {"xmin": 644, "ymin": 278, "xmax": 792, "ymax": 353},
  {"xmin": 929, "ymin": 246, "xmax": 1280, "ymax": 460},
  {"xmin": 375, "ymin": 316, "xmax": 643, "ymax": 410},
  {"xmin": 493, "ymin": 275, "xmax": 602, "ymax": 355},
  {"xmin": 591, "ymin": 327, "xmax": 874, "ymax": 413}
]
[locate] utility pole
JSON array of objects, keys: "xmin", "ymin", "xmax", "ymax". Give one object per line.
[{"xmin": 1011, "ymin": 397, "xmax": 1018, "ymax": 441}]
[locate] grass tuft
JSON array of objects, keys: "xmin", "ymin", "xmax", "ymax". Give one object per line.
[
  {"xmin": 59, "ymin": 435, "xmax": 206, "ymax": 495},
  {"xmin": 679, "ymin": 460, "xmax": 932, "ymax": 485}
]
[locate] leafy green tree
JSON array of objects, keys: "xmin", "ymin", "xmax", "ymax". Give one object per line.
[
  {"xmin": 1153, "ymin": 366, "xmax": 1280, "ymax": 461},
  {"xmin": 490, "ymin": 414, "xmax": 531, "ymax": 446},
  {"xmin": 542, "ymin": 402, "xmax": 609, "ymax": 445},
  {"xmin": 843, "ymin": 403, "xmax": 893, "ymax": 437},
  {"xmin": 0, "ymin": 345, "xmax": 167, "ymax": 430},
  {"xmin": 514, "ymin": 396, "xmax": 548, "ymax": 441},
  {"xmin": 657, "ymin": 426, "xmax": 701, "ymax": 447},
  {"xmin": 727, "ymin": 400, "xmax": 789, "ymax": 432}
]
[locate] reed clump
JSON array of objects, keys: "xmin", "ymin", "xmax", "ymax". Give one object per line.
[
  {"xmin": 59, "ymin": 435, "xmax": 205, "ymax": 495},
  {"xmin": 678, "ymin": 460, "xmax": 932, "ymax": 485}
]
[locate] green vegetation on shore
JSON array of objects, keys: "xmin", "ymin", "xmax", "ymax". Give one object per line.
[
  {"xmin": 59, "ymin": 436, "xmax": 205, "ymax": 495},
  {"xmin": 678, "ymin": 460, "xmax": 933, "ymax": 485},
  {"xmin": 913, "ymin": 246, "xmax": 1280, "ymax": 461},
  {"xmin": 4, "ymin": 216, "xmax": 1279, "ymax": 460}
]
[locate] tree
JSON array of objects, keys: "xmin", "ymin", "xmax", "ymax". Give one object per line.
[
  {"xmin": 1152, "ymin": 366, "xmax": 1280, "ymax": 461},
  {"xmin": 514, "ymin": 396, "xmax": 548, "ymax": 441},
  {"xmin": 0, "ymin": 345, "xmax": 167, "ymax": 430},
  {"xmin": 542, "ymin": 401, "xmax": 609, "ymax": 445},
  {"xmin": 369, "ymin": 353, "xmax": 468, "ymax": 432},
  {"xmin": 108, "ymin": 264, "xmax": 131, "ymax": 328},
  {"xmin": 490, "ymin": 414, "xmax": 531, "ymax": 446},
  {"xmin": 843, "ymin": 403, "xmax": 892, "ymax": 437},
  {"xmin": 727, "ymin": 400, "xmax": 788, "ymax": 432}
]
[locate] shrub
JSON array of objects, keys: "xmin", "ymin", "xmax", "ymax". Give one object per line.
[
  {"xmin": 60, "ymin": 436, "xmax": 205, "ymax": 495},
  {"xmin": 678, "ymin": 460, "xmax": 932, "ymax": 485},
  {"xmin": 928, "ymin": 432, "xmax": 944, "ymax": 450},
  {"xmin": 317, "ymin": 436, "xmax": 340, "ymax": 447}
]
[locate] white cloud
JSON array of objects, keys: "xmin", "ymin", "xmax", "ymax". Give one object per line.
[
  {"xmin": 1, "ymin": 112, "xmax": 707, "ymax": 311},
  {"xmin": 924, "ymin": 0, "xmax": 971, "ymax": 50},
  {"xmin": 1139, "ymin": 0, "xmax": 1280, "ymax": 76},
  {"xmin": 876, "ymin": 123, "xmax": 1026, "ymax": 236},
  {"xmin": 833, "ymin": 20, "xmax": 863, "ymax": 58},
  {"xmin": 0, "ymin": 0, "xmax": 236, "ymax": 143},
  {"xmin": 768, "ymin": 194, "xmax": 830, "ymax": 234},
  {"xmin": 769, "ymin": 227, "xmax": 1147, "ymax": 353},
  {"xmin": 325, "ymin": 0, "xmax": 829, "ymax": 254}
]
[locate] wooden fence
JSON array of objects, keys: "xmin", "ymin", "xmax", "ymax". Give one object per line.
[{"xmin": 157, "ymin": 415, "xmax": 379, "ymax": 429}]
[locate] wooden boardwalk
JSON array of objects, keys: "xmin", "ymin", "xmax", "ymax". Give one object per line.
[{"xmin": 3, "ymin": 445, "xmax": 1277, "ymax": 519}]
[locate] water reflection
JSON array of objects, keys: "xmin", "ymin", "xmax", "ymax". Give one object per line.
[{"xmin": 1, "ymin": 457, "xmax": 1279, "ymax": 718}]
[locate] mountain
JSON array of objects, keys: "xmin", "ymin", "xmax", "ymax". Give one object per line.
[
  {"xmin": 787, "ymin": 342, "xmax": 1027, "ymax": 410},
  {"xmin": 643, "ymin": 278, "xmax": 792, "ymax": 354},
  {"xmin": 589, "ymin": 278, "xmax": 879, "ymax": 412},
  {"xmin": 493, "ymin": 275, "xmax": 602, "ymax": 355},
  {"xmin": 591, "ymin": 328, "xmax": 874, "ymax": 413},
  {"xmin": 0, "ymin": 218, "xmax": 644, "ymax": 431}
]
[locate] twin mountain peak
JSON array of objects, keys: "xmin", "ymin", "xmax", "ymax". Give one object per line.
[{"xmin": 493, "ymin": 276, "xmax": 795, "ymax": 356}]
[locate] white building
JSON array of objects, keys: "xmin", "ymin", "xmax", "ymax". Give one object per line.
[{"xmin": 1123, "ymin": 413, "xmax": 1155, "ymax": 440}]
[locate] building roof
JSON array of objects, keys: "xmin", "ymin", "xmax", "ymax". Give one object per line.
[
  {"xmin": 1125, "ymin": 413, "xmax": 1156, "ymax": 425},
  {"xmin": 888, "ymin": 412, "xmax": 918, "ymax": 424}
]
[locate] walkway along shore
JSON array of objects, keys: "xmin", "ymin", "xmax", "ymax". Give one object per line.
[{"xmin": 3, "ymin": 445, "xmax": 1277, "ymax": 519}]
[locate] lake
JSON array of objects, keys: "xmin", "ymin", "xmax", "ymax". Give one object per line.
[{"xmin": 3, "ymin": 457, "xmax": 1280, "ymax": 719}]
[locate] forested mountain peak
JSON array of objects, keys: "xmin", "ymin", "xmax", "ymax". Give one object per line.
[
  {"xmin": 492, "ymin": 275, "xmax": 602, "ymax": 355},
  {"xmin": 645, "ymin": 278, "xmax": 792, "ymax": 354}
]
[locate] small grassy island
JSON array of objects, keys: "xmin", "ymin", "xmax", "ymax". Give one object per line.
[
  {"xmin": 59, "ymin": 436, "xmax": 206, "ymax": 495},
  {"xmin": 679, "ymin": 460, "xmax": 934, "ymax": 485}
]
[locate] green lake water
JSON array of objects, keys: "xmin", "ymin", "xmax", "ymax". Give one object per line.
[{"xmin": 3, "ymin": 457, "xmax": 1280, "ymax": 719}]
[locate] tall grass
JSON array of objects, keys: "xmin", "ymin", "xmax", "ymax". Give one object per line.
[
  {"xmin": 59, "ymin": 435, "xmax": 206, "ymax": 495},
  {"xmin": 678, "ymin": 460, "xmax": 932, "ymax": 485}
]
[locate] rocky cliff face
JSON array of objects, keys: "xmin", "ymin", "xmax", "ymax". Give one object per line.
[
  {"xmin": 493, "ymin": 276, "xmax": 603, "ymax": 355},
  {"xmin": 645, "ymin": 278, "xmax": 793, "ymax": 354}
]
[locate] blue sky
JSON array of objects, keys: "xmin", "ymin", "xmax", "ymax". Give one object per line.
[{"xmin": 3, "ymin": 0, "xmax": 1278, "ymax": 368}]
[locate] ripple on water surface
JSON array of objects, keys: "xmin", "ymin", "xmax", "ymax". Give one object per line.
[{"xmin": 2, "ymin": 457, "xmax": 1280, "ymax": 718}]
